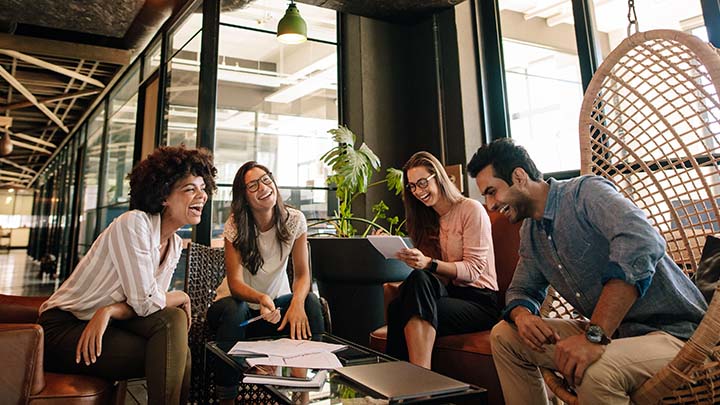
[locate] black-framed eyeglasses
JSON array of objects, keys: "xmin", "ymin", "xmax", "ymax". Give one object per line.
[
  {"xmin": 406, "ymin": 173, "xmax": 436, "ymax": 193},
  {"xmin": 245, "ymin": 173, "xmax": 274, "ymax": 192}
]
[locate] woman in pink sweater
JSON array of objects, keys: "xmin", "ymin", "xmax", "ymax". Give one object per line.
[{"xmin": 387, "ymin": 151, "xmax": 500, "ymax": 368}]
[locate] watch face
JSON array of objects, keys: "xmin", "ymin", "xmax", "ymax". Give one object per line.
[{"xmin": 586, "ymin": 325, "xmax": 605, "ymax": 344}]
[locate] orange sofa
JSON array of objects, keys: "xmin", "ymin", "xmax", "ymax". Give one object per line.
[
  {"xmin": 0, "ymin": 294, "xmax": 125, "ymax": 405},
  {"xmin": 368, "ymin": 209, "xmax": 522, "ymax": 405}
]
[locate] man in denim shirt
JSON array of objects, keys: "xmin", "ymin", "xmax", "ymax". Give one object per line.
[{"xmin": 467, "ymin": 139, "xmax": 706, "ymax": 404}]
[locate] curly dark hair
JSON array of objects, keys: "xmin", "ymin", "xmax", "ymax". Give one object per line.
[
  {"xmin": 230, "ymin": 161, "xmax": 291, "ymax": 275},
  {"xmin": 467, "ymin": 138, "xmax": 542, "ymax": 184},
  {"xmin": 128, "ymin": 146, "xmax": 217, "ymax": 214}
]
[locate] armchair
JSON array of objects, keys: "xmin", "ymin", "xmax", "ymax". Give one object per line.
[{"xmin": 0, "ymin": 294, "xmax": 125, "ymax": 405}]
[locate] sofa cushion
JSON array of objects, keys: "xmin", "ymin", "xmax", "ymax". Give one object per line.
[
  {"xmin": 29, "ymin": 373, "xmax": 115, "ymax": 405},
  {"xmin": 369, "ymin": 325, "xmax": 492, "ymax": 356}
]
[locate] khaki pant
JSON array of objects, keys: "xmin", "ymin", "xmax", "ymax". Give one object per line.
[{"xmin": 491, "ymin": 319, "xmax": 683, "ymax": 405}]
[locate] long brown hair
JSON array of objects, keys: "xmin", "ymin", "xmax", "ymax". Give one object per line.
[
  {"xmin": 230, "ymin": 161, "xmax": 291, "ymax": 275},
  {"xmin": 402, "ymin": 151, "xmax": 464, "ymax": 259}
]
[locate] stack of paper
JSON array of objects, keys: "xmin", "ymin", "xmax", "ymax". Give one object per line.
[
  {"xmin": 243, "ymin": 370, "xmax": 329, "ymax": 388},
  {"xmin": 230, "ymin": 338, "xmax": 346, "ymax": 370}
]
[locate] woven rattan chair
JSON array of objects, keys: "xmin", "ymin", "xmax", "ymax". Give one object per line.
[
  {"xmin": 185, "ymin": 242, "xmax": 226, "ymax": 404},
  {"xmin": 542, "ymin": 29, "xmax": 720, "ymax": 404},
  {"xmin": 184, "ymin": 241, "xmax": 333, "ymax": 403}
]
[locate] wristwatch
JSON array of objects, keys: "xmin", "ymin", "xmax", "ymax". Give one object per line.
[
  {"xmin": 427, "ymin": 259, "xmax": 439, "ymax": 274},
  {"xmin": 585, "ymin": 324, "xmax": 612, "ymax": 345}
]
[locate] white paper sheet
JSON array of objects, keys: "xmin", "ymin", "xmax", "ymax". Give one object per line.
[
  {"xmin": 246, "ymin": 351, "xmax": 343, "ymax": 369},
  {"xmin": 367, "ymin": 235, "xmax": 410, "ymax": 259},
  {"xmin": 228, "ymin": 338, "xmax": 346, "ymax": 357}
]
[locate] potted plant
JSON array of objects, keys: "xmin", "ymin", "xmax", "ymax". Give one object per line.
[
  {"xmin": 311, "ymin": 125, "xmax": 405, "ymax": 237},
  {"xmin": 308, "ymin": 125, "xmax": 413, "ymax": 345}
]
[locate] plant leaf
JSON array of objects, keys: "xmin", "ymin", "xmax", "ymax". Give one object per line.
[{"xmin": 386, "ymin": 168, "xmax": 404, "ymax": 195}]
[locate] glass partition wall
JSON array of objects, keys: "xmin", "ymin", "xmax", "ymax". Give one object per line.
[{"xmin": 211, "ymin": 0, "xmax": 338, "ymax": 245}]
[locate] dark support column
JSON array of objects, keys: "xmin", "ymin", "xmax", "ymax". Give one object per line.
[
  {"xmin": 93, "ymin": 100, "xmax": 110, "ymax": 239},
  {"xmin": 702, "ymin": 0, "xmax": 720, "ymax": 48},
  {"xmin": 571, "ymin": 0, "xmax": 600, "ymax": 91},
  {"xmin": 157, "ymin": 30, "xmax": 170, "ymax": 146},
  {"xmin": 194, "ymin": 0, "xmax": 219, "ymax": 246},
  {"xmin": 472, "ymin": 0, "xmax": 510, "ymax": 144}
]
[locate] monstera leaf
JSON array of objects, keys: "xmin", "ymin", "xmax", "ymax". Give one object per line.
[{"xmin": 315, "ymin": 125, "xmax": 405, "ymax": 237}]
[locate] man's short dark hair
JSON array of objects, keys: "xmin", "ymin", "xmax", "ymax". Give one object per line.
[
  {"xmin": 128, "ymin": 146, "xmax": 217, "ymax": 214},
  {"xmin": 467, "ymin": 138, "xmax": 542, "ymax": 184}
]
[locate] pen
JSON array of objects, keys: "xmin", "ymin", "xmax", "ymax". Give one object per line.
[{"xmin": 239, "ymin": 307, "xmax": 282, "ymax": 327}]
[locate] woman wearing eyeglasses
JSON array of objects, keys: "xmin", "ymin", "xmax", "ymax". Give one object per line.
[
  {"xmin": 207, "ymin": 161, "xmax": 325, "ymax": 404},
  {"xmin": 386, "ymin": 151, "xmax": 500, "ymax": 368}
]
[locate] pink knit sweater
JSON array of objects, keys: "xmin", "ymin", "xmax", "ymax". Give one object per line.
[{"xmin": 439, "ymin": 198, "xmax": 498, "ymax": 290}]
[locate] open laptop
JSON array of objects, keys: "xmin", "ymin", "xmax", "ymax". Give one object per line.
[{"xmin": 335, "ymin": 361, "xmax": 470, "ymax": 401}]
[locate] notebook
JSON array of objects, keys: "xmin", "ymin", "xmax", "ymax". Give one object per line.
[{"xmin": 335, "ymin": 361, "xmax": 470, "ymax": 401}]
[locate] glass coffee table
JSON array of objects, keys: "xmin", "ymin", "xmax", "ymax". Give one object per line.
[{"xmin": 206, "ymin": 333, "xmax": 487, "ymax": 404}]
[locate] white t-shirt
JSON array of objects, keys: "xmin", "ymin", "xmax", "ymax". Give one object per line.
[{"xmin": 215, "ymin": 207, "xmax": 307, "ymax": 309}]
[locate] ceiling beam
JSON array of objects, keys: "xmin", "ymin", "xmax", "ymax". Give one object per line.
[
  {"xmin": 0, "ymin": 116, "xmax": 11, "ymax": 126},
  {"xmin": 0, "ymin": 169, "xmax": 33, "ymax": 179},
  {"xmin": 10, "ymin": 139, "xmax": 53, "ymax": 154},
  {"xmin": 0, "ymin": 157, "xmax": 37, "ymax": 174},
  {"xmin": 0, "ymin": 175, "xmax": 29, "ymax": 183},
  {"xmin": 0, "ymin": 130, "xmax": 56, "ymax": 148},
  {"xmin": 0, "ymin": 33, "xmax": 131, "ymax": 65},
  {"xmin": 0, "ymin": 49, "xmax": 106, "ymax": 88},
  {"xmin": 0, "ymin": 65, "xmax": 70, "ymax": 133},
  {"xmin": 0, "ymin": 89, "xmax": 101, "ymax": 112}
]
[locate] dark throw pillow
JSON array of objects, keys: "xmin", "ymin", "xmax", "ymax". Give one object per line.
[{"xmin": 695, "ymin": 235, "xmax": 720, "ymax": 303}]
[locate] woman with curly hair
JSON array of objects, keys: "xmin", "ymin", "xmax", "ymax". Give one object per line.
[
  {"xmin": 38, "ymin": 146, "xmax": 217, "ymax": 405},
  {"xmin": 386, "ymin": 151, "xmax": 500, "ymax": 368},
  {"xmin": 208, "ymin": 161, "xmax": 324, "ymax": 404}
]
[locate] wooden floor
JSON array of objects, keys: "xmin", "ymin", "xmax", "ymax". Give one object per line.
[
  {"xmin": 0, "ymin": 250, "xmax": 149, "ymax": 404},
  {"xmin": 125, "ymin": 380, "xmax": 149, "ymax": 404}
]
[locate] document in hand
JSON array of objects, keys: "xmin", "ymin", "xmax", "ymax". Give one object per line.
[{"xmin": 367, "ymin": 235, "xmax": 410, "ymax": 259}]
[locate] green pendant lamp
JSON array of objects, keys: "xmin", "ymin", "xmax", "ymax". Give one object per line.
[{"xmin": 277, "ymin": 1, "xmax": 307, "ymax": 45}]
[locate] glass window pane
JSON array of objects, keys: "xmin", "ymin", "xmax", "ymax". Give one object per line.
[
  {"xmin": 589, "ymin": 0, "xmax": 707, "ymax": 57},
  {"xmin": 169, "ymin": 3, "xmax": 203, "ymax": 59},
  {"xmin": 144, "ymin": 37, "xmax": 162, "ymax": 78},
  {"xmin": 499, "ymin": 2, "xmax": 584, "ymax": 172},
  {"xmin": 104, "ymin": 65, "xmax": 139, "ymax": 206},
  {"xmin": 166, "ymin": 28, "xmax": 201, "ymax": 147},
  {"xmin": 78, "ymin": 108, "xmax": 104, "ymax": 254}
]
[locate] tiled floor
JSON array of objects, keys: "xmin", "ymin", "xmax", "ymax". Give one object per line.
[
  {"xmin": 0, "ymin": 250, "xmax": 59, "ymax": 297},
  {"xmin": 0, "ymin": 250, "xmax": 149, "ymax": 404}
]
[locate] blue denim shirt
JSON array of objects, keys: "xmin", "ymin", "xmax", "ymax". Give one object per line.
[{"xmin": 504, "ymin": 176, "xmax": 707, "ymax": 340}]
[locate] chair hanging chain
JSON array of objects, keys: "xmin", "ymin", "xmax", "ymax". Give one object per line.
[{"xmin": 627, "ymin": 0, "xmax": 639, "ymax": 36}]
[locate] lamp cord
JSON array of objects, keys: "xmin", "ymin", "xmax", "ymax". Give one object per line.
[{"xmin": 627, "ymin": 0, "xmax": 639, "ymax": 36}]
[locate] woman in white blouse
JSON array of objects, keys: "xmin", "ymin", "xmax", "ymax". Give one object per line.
[
  {"xmin": 38, "ymin": 146, "xmax": 217, "ymax": 405},
  {"xmin": 208, "ymin": 161, "xmax": 324, "ymax": 404}
]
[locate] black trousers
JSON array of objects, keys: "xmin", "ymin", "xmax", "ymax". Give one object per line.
[
  {"xmin": 207, "ymin": 293, "xmax": 325, "ymax": 399},
  {"xmin": 386, "ymin": 269, "xmax": 500, "ymax": 361}
]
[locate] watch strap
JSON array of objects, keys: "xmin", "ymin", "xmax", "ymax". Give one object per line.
[{"xmin": 427, "ymin": 259, "xmax": 438, "ymax": 273}]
